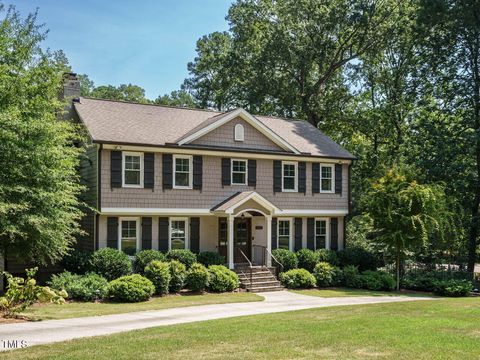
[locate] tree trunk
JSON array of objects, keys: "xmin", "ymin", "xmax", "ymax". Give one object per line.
[{"xmin": 396, "ymin": 246, "xmax": 400, "ymax": 291}]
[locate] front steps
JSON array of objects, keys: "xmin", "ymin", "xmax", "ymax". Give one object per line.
[{"xmin": 234, "ymin": 266, "xmax": 284, "ymax": 292}]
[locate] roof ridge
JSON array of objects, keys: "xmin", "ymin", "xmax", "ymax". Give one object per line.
[{"xmin": 80, "ymin": 96, "xmax": 223, "ymax": 114}]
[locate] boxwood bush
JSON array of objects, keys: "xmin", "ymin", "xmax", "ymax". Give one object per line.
[
  {"xmin": 134, "ymin": 250, "xmax": 166, "ymax": 274},
  {"xmin": 49, "ymin": 271, "xmax": 109, "ymax": 301},
  {"xmin": 433, "ymin": 279, "xmax": 473, "ymax": 297},
  {"xmin": 91, "ymin": 248, "xmax": 133, "ymax": 281},
  {"xmin": 315, "ymin": 249, "xmax": 339, "ymax": 266},
  {"xmin": 107, "ymin": 274, "xmax": 155, "ymax": 302},
  {"xmin": 185, "ymin": 263, "xmax": 209, "ymax": 292},
  {"xmin": 144, "ymin": 261, "xmax": 171, "ymax": 295},
  {"xmin": 169, "ymin": 260, "xmax": 186, "ymax": 293},
  {"xmin": 61, "ymin": 250, "xmax": 93, "ymax": 275},
  {"xmin": 197, "ymin": 251, "xmax": 225, "ymax": 267},
  {"xmin": 166, "ymin": 249, "xmax": 197, "ymax": 269},
  {"xmin": 279, "ymin": 269, "xmax": 316, "ymax": 289},
  {"xmin": 313, "ymin": 262, "xmax": 335, "ymax": 287},
  {"xmin": 296, "ymin": 249, "xmax": 318, "ymax": 272},
  {"xmin": 207, "ymin": 265, "xmax": 239, "ymax": 292},
  {"xmin": 338, "ymin": 246, "xmax": 377, "ymax": 271},
  {"xmin": 272, "ymin": 249, "xmax": 298, "ymax": 272}
]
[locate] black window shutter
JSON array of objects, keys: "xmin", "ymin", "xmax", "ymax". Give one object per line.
[
  {"xmin": 221, "ymin": 158, "xmax": 231, "ymax": 186},
  {"xmin": 162, "ymin": 154, "xmax": 173, "ymax": 190},
  {"xmin": 294, "ymin": 218, "xmax": 303, "ymax": 251},
  {"xmin": 312, "ymin": 163, "xmax": 320, "ymax": 194},
  {"xmin": 158, "ymin": 217, "xmax": 169, "ymax": 252},
  {"xmin": 273, "ymin": 160, "xmax": 282, "ymax": 193},
  {"xmin": 141, "ymin": 217, "xmax": 152, "ymax": 250},
  {"xmin": 190, "ymin": 217, "xmax": 200, "ymax": 253},
  {"xmin": 144, "ymin": 153, "xmax": 155, "ymax": 189},
  {"xmin": 193, "ymin": 156, "xmax": 203, "ymax": 190},
  {"xmin": 248, "ymin": 159, "xmax": 257, "ymax": 187},
  {"xmin": 110, "ymin": 151, "xmax": 122, "ymax": 188},
  {"xmin": 330, "ymin": 218, "xmax": 339, "ymax": 250},
  {"xmin": 307, "ymin": 218, "xmax": 315, "ymax": 250},
  {"xmin": 298, "ymin": 162, "xmax": 306, "ymax": 194},
  {"xmin": 335, "ymin": 164, "xmax": 342, "ymax": 194},
  {"xmin": 271, "ymin": 218, "xmax": 277, "ymax": 250},
  {"xmin": 107, "ymin": 217, "xmax": 118, "ymax": 249}
]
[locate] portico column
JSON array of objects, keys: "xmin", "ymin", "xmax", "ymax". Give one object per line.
[
  {"xmin": 228, "ymin": 215, "xmax": 234, "ymax": 269},
  {"xmin": 266, "ymin": 215, "xmax": 272, "ymax": 267}
]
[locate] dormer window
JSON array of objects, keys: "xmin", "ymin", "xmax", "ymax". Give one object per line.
[{"xmin": 234, "ymin": 124, "xmax": 244, "ymax": 141}]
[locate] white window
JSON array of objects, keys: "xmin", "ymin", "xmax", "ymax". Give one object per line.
[
  {"xmin": 169, "ymin": 217, "xmax": 189, "ymax": 250},
  {"xmin": 234, "ymin": 124, "xmax": 245, "ymax": 141},
  {"xmin": 320, "ymin": 164, "xmax": 334, "ymax": 193},
  {"xmin": 278, "ymin": 218, "xmax": 292, "ymax": 250},
  {"xmin": 119, "ymin": 217, "xmax": 140, "ymax": 256},
  {"xmin": 173, "ymin": 155, "xmax": 192, "ymax": 189},
  {"xmin": 231, "ymin": 159, "xmax": 247, "ymax": 185},
  {"xmin": 315, "ymin": 218, "xmax": 330, "ymax": 250},
  {"xmin": 122, "ymin": 152, "xmax": 143, "ymax": 188},
  {"xmin": 282, "ymin": 161, "xmax": 297, "ymax": 192}
]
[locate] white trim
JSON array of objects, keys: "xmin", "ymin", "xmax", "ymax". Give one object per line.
[
  {"xmin": 277, "ymin": 217, "xmax": 293, "ymax": 251},
  {"xmin": 281, "ymin": 161, "xmax": 298, "ymax": 192},
  {"xmin": 274, "ymin": 209, "xmax": 348, "ymax": 216},
  {"xmin": 234, "ymin": 123, "xmax": 245, "ymax": 141},
  {"xmin": 231, "ymin": 158, "xmax": 248, "ymax": 185},
  {"xmin": 222, "ymin": 192, "xmax": 280, "ymax": 214},
  {"xmin": 118, "ymin": 217, "xmax": 141, "ymax": 254},
  {"xmin": 101, "ymin": 208, "xmax": 211, "ymax": 216},
  {"xmin": 122, "ymin": 151, "xmax": 144, "ymax": 188},
  {"xmin": 177, "ymin": 108, "xmax": 301, "ymax": 154},
  {"xmin": 320, "ymin": 163, "xmax": 335, "ymax": 193},
  {"xmin": 173, "ymin": 154, "xmax": 193, "ymax": 189},
  {"xmin": 103, "ymin": 144, "xmax": 353, "ymax": 164},
  {"xmin": 168, "ymin": 217, "xmax": 189, "ymax": 251},
  {"xmin": 314, "ymin": 217, "xmax": 330, "ymax": 250}
]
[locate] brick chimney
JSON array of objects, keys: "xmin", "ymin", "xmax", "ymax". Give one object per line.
[{"xmin": 61, "ymin": 72, "xmax": 81, "ymax": 120}]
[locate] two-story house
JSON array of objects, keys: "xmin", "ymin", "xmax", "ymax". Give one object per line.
[{"xmin": 69, "ymin": 77, "xmax": 355, "ymax": 271}]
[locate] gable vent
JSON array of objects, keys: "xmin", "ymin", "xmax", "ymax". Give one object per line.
[{"xmin": 234, "ymin": 124, "xmax": 244, "ymax": 141}]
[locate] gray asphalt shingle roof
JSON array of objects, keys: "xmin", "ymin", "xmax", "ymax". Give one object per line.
[{"xmin": 74, "ymin": 97, "xmax": 355, "ymax": 159}]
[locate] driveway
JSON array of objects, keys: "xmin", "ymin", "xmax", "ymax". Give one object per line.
[{"xmin": 0, "ymin": 291, "xmax": 433, "ymax": 351}]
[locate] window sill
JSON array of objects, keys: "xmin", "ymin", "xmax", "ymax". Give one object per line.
[
  {"xmin": 281, "ymin": 189, "xmax": 298, "ymax": 193},
  {"xmin": 319, "ymin": 190, "xmax": 335, "ymax": 194},
  {"xmin": 122, "ymin": 184, "xmax": 144, "ymax": 189},
  {"xmin": 173, "ymin": 186, "xmax": 193, "ymax": 190}
]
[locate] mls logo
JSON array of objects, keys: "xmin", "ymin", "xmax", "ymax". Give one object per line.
[{"xmin": 1, "ymin": 340, "xmax": 28, "ymax": 349}]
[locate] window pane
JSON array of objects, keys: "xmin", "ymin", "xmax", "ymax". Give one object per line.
[
  {"xmin": 279, "ymin": 236, "xmax": 289, "ymax": 249},
  {"xmin": 283, "ymin": 177, "xmax": 295, "ymax": 190},
  {"xmin": 175, "ymin": 172, "xmax": 189, "ymax": 187},
  {"xmin": 171, "ymin": 220, "xmax": 186, "ymax": 250},
  {"xmin": 283, "ymin": 164, "xmax": 295, "ymax": 177},
  {"xmin": 321, "ymin": 178, "xmax": 332, "ymax": 191},
  {"xmin": 171, "ymin": 238, "xmax": 185, "ymax": 249},
  {"xmin": 233, "ymin": 160, "xmax": 246, "ymax": 172},
  {"xmin": 315, "ymin": 220, "xmax": 327, "ymax": 249},
  {"xmin": 121, "ymin": 238, "xmax": 137, "ymax": 256},
  {"xmin": 121, "ymin": 220, "xmax": 137, "ymax": 256},
  {"xmin": 321, "ymin": 166, "xmax": 332, "ymax": 178},
  {"xmin": 175, "ymin": 158, "xmax": 189, "ymax": 172},
  {"xmin": 125, "ymin": 155, "xmax": 141, "ymax": 170},
  {"xmin": 232, "ymin": 172, "xmax": 246, "ymax": 184},
  {"xmin": 125, "ymin": 170, "xmax": 140, "ymax": 185}
]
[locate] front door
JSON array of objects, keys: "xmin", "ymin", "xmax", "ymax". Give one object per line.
[{"xmin": 234, "ymin": 217, "xmax": 251, "ymax": 263}]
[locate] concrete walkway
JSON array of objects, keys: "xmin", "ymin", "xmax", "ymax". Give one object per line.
[{"xmin": 0, "ymin": 291, "xmax": 433, "ymax": 350}]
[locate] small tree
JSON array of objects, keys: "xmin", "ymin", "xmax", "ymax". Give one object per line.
[{"xmin": 365, "ymin": 166, "xmax": 453, "ymax": 290}]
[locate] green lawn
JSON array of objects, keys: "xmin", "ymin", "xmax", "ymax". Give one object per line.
[
  {"xmin": 21, "ymin": 292, "xmax": 263, "ymax": 320},
  {"xmin": 291, "ymin": 287, "xmax": 435, "ymax": 298},
  {"xmin": 4, "ymin": 298, "xmax": 480, "ymax": 359}
]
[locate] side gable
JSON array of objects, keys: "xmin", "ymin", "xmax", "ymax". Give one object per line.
[
  {"xmin": 191, "ymin": 117, "xmax": 284, "ymax": 151},
  {"xmin": 177, "ymin": 108, "xmax": 300, "ymax": 154}
]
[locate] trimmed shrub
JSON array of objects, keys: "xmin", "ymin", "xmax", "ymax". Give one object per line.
[
  {"xmin": 185, "ymin": 263, "xmax": 209, "ymax": 292},
  {"xmin": 358, "ymin": 270, "xmax": 395, "ymax": 291},
  {"xmin": 144, "ymin": 261, "xmax": 171, "ymax": 295},
  {"xmin": 107, "ymin": 274, "xmax": 155, "ymax": 302},
  {"xmin": 313, "ymin": 262, "xmax": 335, "ymax": 287},
  {"xmin": 315, "ymin": 249, "xmax": 339, "ymax": 266},
  {"xmin": 338, "ymin": 247, "xmax": 377, "ymax": 271},
  {"xmin": 207, "ymin": 265, "xmax": 240, "ymax": 292},
  {"xmin": 331, "ymin": 266, "xmax": 344, "ymax": 286},
  {"xmin": 169, "ymin": 260, "xmax": 186, "ymax": 293},
  {"xmin": 166, "ymin": 249, "xmax": 197, "ymax": 269},
  {"xmin": 49, "ymin": 272, "xmax": 108, "ymax": 301},
  {"xmin": 343, "ymin": 265, "xmax": 360, "ymax": 288},
  {"xmin": 434, "ymin": 279, "xmax": 473, "ymax": 297},
  {"xmin": 61, "ymin": 250, "xmax": 93, "ymax": 274},
  {"xmin": 197, "ymin": 251, "xmax": 225, "ymax": 267},
  {"xmin": 279, "ymin": 269, "xmax": 316, "ymax": 289},
  {"xmin": 272, "ymin": 249, "xmax": 298, "ymax": 272},
  {"xmin": 296, "ymin": 249, "xmax": 318, "ymax": 272},
  {"xmin": 134, "ymin": 250, "xmax": 166, "ymax": 274},
  {"xmin": 91, "ymin": 248, "xmax": 133, "ymax": 281}
]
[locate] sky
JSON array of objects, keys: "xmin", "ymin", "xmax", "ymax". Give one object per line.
[{"xmin": 12, "ymin": 0, "xmax": 232, "ymax": 99}]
